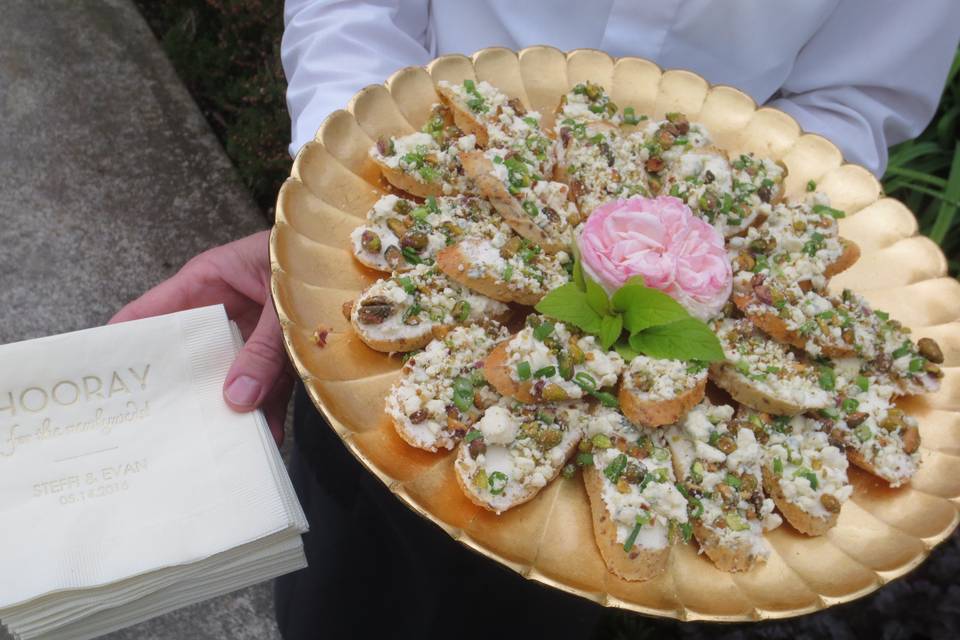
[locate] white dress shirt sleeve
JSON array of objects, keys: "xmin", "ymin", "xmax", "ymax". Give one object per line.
[
  {"xmin": 767, "ymin": 0, "xmax": 959, "ymax": 177},
  {"xmin": 282, "ymin": 0, "xmax": 432, "ymax": 157}
]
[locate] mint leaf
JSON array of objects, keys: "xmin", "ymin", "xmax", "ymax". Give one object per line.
[
  {"xmin": 614, "ymin": 337, "xmax": 639, "ymax": 363},
  {"xmin": 582, "ymin": 268, "xmax": 610, "ymax": 316},
  {"xmin": 535, "ymin": 283, "xmax": 603, "ymax": 334},
  {"xmin": 612, "ymin": 285, "xmax": 689, "ymax": 332},
  {"xmin": 628, "ymin": 318, "xmax": 725, "ymax": 362},
  {"xmin": 599, "ymin": 314, "xmax": 623, "ymax": 351},
  {"xmin": 571, "ymin": 243, "xmax": 586, "ymax": 291}
]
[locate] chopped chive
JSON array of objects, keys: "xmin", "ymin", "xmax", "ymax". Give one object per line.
[
  {"xmin": 806, "ymin": 179, "xmax": 817, "ymax": 192},
  {"xmin": 724, "ymin": 473, "xmax": 742, "ymax": 490},
  {"xmin": 573, "ymin": 372, "xmax": 597, "ymax": 392},
  {"xmin": 842, "ymin": 397, "xmax": 860, "ymax": 413},
  {"xmin": 533, "ymin": 365, "xmax": 556, "ymax": 378},
  {"xmin": 773, "ymin": 457, "xmax": 783, "ymax": 476},
  {"xmin": 855, "ymin": 375, "xmax": 870, "ymax": 392},
  {"xmin": 623, "ymin": 521, "xmax": 642, "ymax": 552},
  {"xmin": 794, "ymin": 468, "xmax": 819, "ymax": 491},
  {"xmin": 909, "ymin": 357, "xmax": 925, "ymax": 373},
  {"xmin": 488, "ymin": 471, "xmax": 508, "ymax": 495},
  {"xmin": 398, "ymin": 276, "xmax": 416, "ymax": 294},
  {"xmin": 854, "ymin": 423, "xmax": 873, "ymax": 442},
  {"xmin": 818, "ymin": 366, "xmax": 836, "ymax": 391},
  {"xmin": 603, "ymin": 453, "xmax": 628, "ymax": 483},
  {"xmin": 576, "ymin": 452, "xmax": 594, "ymax": 466},
  {"xmin": 892, "ymin": 341, "xmax": 912, "ymax": 359},
  {"xmin": 516, "ymin": 361, "xmax": 531, "ymax": 381},
  {"xmin": 590, "ymin": 390, "xmax": 619, "ymax": 408},
  {"xmin": 813, "ymin": 203, "xmax": 846, "ymax": 219},
  {"xmin": 623, "ymin": 106, "xmax": 641, "ymax": 126},
  {"xmin": 464, "ymin": 430, "xmax": 483, "ymax": 443}
]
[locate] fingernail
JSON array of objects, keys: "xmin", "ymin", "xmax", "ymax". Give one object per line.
[{"xmin": 226, "ymin": 375, "xmax": 261, "ymax": 407}]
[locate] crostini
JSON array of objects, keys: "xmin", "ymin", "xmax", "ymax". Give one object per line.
[
  {"xmin": 819, "ymin": 368, "xmax": 921, "ymax": 487},
  {"xmin": 709, "ymin": 318, "xmax": 831, "ymax": 415},
  {"xmin": 483, "ymin": 316, "xmax": 625, "ymax": 403},
  {"xmin": 370, "ymin": 129, "xmax": 475, "ymax": 198},
  {"xmin": 386, "ymin": 323, "xmax": 508, "ymax": 451},
  {"xmin": 461, "ymin": 149, "xmax": 579, "ymax": 253},
  {"xmin": 736, "ymin": 410, "xmax": 851, "ymax": 536},
  {"xmin": 454, "ymin": 401, "xmax": 583, "ymax": 513},
  {"xmin": 659, "ymin": 147, "xmax": 773, "ymax": 238},
  {"xmin": 580, "ymin": 406, "xmax": 691, "ymax": 581},
  {"xmin": 347, "ymin": 264, "xmax": 511, "ymax": 353},
  {"xmin": 727, "ymin": 198, "xmax": 860, "ymax": 293},
  {"xmin": 553, "ymin": 119, "xmax": 649, "ymax": 216},
  {"xmin": 618, "ymin": 355, "xmax": 707, "ymax": 428},
  {"xmin": 436, "ymin": 79, "xmax": 554, "ymax": 175},
  {"xmin": 734, "ymin": 283, "xmax": 944, "ymax": 394},
  {"xmin": 351, "ymin": 194, "xmax": 502, "ymax": 272},
  {"xmin": 436, "ymin": 234, "xmax": 570, "ymax": 306},
  {"xmin": 667, "ymin": 401, "xmax": 781, "ymax": 572}
]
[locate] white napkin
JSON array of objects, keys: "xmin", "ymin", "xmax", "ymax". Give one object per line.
[{"xmin": 0, "ymin": 305, "xmax": 307, "ymax": 640}]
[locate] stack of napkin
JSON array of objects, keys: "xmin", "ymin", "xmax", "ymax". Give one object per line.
[{"xmin": 0, "ymin": 306, "xmax": 308, "ymax": 640}]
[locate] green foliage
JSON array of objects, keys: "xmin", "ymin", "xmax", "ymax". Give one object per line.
[
  {"xmin": 132, "ymin": 0, "xmax": 290, "ymax": 218},
  {"xmin": 883, "ymin": 47, "xmax": 960, "ymax": 274}
]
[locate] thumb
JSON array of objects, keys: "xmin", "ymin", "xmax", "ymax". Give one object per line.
[{"xmin": 223, "ymin": 298, "xmax": 288, "ymax": 413}]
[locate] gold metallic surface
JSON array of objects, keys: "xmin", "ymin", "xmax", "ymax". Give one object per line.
[{"xmin": 270, "ymin": 47, "xmax": 960, "ymax": 621}]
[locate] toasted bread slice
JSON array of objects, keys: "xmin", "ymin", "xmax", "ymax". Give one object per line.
[
  {"xmin": 709, "ymin": 318, "xmax": 831, "ymax": 415},
  {"xmin": 761, "ymin": 467, "xmax": 837, "ymax": 536},
  {"xmin": 435, "ymin": 81, "xmax": 493, "ymax": 146},
  {"xmin": 667, "ymin": 402, "xmax": 781, "ymax": 572},
  {"xmin": 351, "ymin": 194, "xmax": 504, "ymax": 273},
  {"xmin": 461, "ymin": 150, "xmax": 577, "ymax": 253},
  {"xmin": 827, "ymin": 378, "xmax": 920, "ymax": 487},
  {"xmin": 454, "ymin": 402, "xmax": 583, "ymax": 513},
  {"xmin": 348, "ymin": 264, "xmax": 511, "ymax": 353},
  {"xmin": 732, "ymin": 410, "xmax": 851, "ymax": 536},
  {"xmin": 387, "ymin": 323, "xmax": 507, "ymax": 451},
  {"xmin": 657, "ymin": 146, "xmax": 770, "ymax": 238},
  {"xmin": 435, "ymin": 239, "xmax": 570, "ymax": 306},
  {"xmin": 618, "ymin": 355, "xmax": 707, "ymax": 428},
  {"xmin": 580, "ymin": 407, "xmax": 691, "ymax": 581},
  {"xmin": 553, "ymin": 121, "xmax": 650, "ymax": 216},
  {"xmin": 731, "ymin": 290, "xmax": 857, "ymax": 359},
  {"xmin": 370, "ymin": 131, "xmax": 474, "ymax": 198},
  {"xmin": 371, "ymin": 154, "xmax": 445, "ymax": 198},
  {"xmin": 483, "ymin": 319, "xmax": 625, "ymax": 403},
  {"xmin": 728, "ymin": 200, "xmax": 859, "ymax": 293},
  {"xmin": 583, "ymin": 466, "xmax": 671, "ymax": 581}
]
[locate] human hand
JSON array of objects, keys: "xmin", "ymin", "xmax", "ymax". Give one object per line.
[{"xmin": 110, "ymin": 230, "xmax": 292, "ymax": 445}]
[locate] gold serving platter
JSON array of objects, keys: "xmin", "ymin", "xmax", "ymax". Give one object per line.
[{"xmin": 269, "ymin": 46, "xmax": 960, "ymax": 621}]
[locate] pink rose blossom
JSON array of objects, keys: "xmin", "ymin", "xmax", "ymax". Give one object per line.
[{"xmin": 578, "ymin": 196, "xmax": 732, "ymax": 320}]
